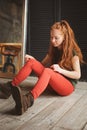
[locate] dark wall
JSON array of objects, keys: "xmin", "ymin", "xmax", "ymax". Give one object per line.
[
  {"xmin": 27, "ymin": 0, "xmax": 87, "ymax": 81},
  {"xmin": 26, "ymin": 0, "xmax": 56, "ymax": 61},
  {"xmin": 61, "ymin": 0, "xmax": 87, "ymax": 62}
]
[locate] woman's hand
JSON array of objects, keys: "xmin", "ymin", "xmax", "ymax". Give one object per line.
[
  {"xmin": 25, "ymin": 54, "xmax": 35, "ymax": 62},
  {"xmin": 50, "ymin": 56, "xmax": 81, "ymax": 79},
  {"xmin": 50, "ymin": 64, "xmax": 62, "ymax": 73}
]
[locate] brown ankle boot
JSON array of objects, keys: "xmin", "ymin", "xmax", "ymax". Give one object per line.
[
  {"xmin": 0, "ymin": 81, "xmax": 12, "ymax": 99},
  {"xmin": 11, "ymin": 86, "xmax": 34, "ymax": 115}
]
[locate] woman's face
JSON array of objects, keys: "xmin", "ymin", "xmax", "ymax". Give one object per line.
[{"xmin": 50, "ymin": 29, "xmax": 64, "ymax": 49}]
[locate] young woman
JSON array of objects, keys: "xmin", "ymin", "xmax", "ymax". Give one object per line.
[{"xmin": 0, "ymin": 20, "xmax": 84, "ymax": 115}]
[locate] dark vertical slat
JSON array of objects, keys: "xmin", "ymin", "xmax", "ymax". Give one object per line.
[{"xmin": 27, "ymin": 0, "xmax": 55, "ymax": 61}]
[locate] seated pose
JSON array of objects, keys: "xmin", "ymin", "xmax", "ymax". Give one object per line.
[{"xmin": 0, "ymin": 20, "xmax": 84, "ymax": 115}]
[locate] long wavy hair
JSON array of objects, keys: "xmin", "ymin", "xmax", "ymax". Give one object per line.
[{"xmin": 48, "ymin": 20, "xmax": 84, "ymax": 70}]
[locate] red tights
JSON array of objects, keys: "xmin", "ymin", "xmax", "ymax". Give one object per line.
[{"xmin": 12, "ymin": 59, "xmax": 74, "ymax": 99}]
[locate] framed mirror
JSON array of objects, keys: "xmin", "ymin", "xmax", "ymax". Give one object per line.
[{"xmin": 0, "ymin": 0, "xmax": 27, "ymax": 78}]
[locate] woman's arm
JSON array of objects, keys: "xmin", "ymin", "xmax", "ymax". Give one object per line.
[{"xmin": 51, "ymin": 56, "xmax": 81, "ymax": 79}]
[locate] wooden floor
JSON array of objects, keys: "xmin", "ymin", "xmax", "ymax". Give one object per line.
[{"xmin": 0, "ymin": 76, "xmax": 87, "ymax": 130}]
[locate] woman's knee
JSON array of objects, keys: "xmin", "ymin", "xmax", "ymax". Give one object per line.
[
  {"xmin": 26, "ymin": 58, "xmax": 37, "ymax": 67},
  {"xmin": 27, "ymin": 58, "xmax": 35, "ymax": 63}
]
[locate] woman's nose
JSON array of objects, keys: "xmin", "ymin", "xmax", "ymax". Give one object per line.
[{"xmin": 52, "ymin": 38, "xmax": 55, "ymax": 42}]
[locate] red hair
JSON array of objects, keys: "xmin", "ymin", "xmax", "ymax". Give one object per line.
[{"xmin": 49, "ymin": 20, "xmax": 84, "ymax": 70}]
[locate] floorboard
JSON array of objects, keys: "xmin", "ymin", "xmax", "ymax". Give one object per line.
[{"xmin": 0, "ymin": 77, "xmax": 87, "ymax": 130}]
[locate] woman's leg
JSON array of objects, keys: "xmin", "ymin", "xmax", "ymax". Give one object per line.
[
  {"xmin": 12, "ymin": 59, "xmax": 44, "ymax": 86},
  {"xmin": 10, "ymin": 67, "xmax": 74, "ymax": 115},
  {"xmin": 10, "ymin": 59, "xmax": 45, "ymax": 115},
  {"xmin": 31, "ymin": 68, "xmax": 74, "ymax": 99}
]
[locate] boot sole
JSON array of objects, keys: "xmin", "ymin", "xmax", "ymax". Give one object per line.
[{"xmin": 11, "ymin": 86, "xmax": 27, "ymax": 115}]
